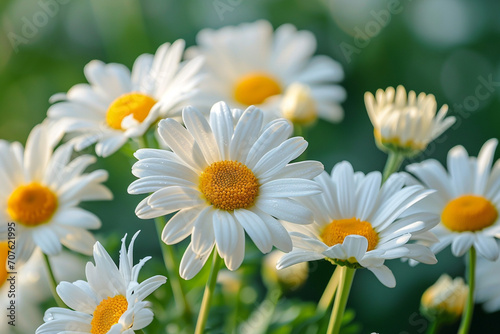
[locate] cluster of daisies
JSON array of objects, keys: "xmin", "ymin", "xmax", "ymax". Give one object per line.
[{"xmin": 1, "ymin": 20, "xmax": 499, "ymax": 334}]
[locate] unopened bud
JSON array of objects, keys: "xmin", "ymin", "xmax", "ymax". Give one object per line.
[{"xmin": 280, "ymin": 83, "xmax": 317, "ymax": 126}]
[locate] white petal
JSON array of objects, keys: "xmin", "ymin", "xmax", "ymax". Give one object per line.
[{"xmin": 367, "ymin": 266, "xmax": 396, "ymax": 288}]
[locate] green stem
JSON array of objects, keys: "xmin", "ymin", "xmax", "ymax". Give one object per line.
[
  {"xmin": 154, "ymin": 217, "xmax": 192, "ymax": 323},
  {"xmin": 458, "ymin": 247, "xmax": 476, "ymax": 334},
  {"xmin": 135, "ymin": 330, "xmax": 146, "ymax": 334},
  {"xmin": 426, "ymin": 319, "xmax": 441, "ymax": 334},
  {"xmin": 316, "ymin": 267, "xmax": 340, "ymax": 314},
  {"xmin": 382, "ymin": 151, "xmax": 405, "ymax": 183},
  {"xmin": 327, "ymin": 267, "xmax": 355, "ymax": 334},
  {"xmin": 195, "ymin": 250, "xmax": 223, "ymax": 334},
  {"xmin": 42, "ymin": 253, "xmax": 65, "ymax": 308}
]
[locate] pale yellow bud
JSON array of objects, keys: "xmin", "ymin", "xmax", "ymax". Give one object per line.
[
  {"xmin": 421, "ymin": 274, "xmax": 468, "ymax": 321},
  {"xmin": 280, "ymin": 83, "xmax": 317, "ymax": 125},
  {"xmin": 262, "ymin": 250, "xmax": 308, "ymax": 291}
]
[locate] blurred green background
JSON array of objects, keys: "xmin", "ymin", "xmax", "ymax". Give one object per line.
[{"xmin": 1, "ymin": 0, "xmax": 500, "ymax": 333}]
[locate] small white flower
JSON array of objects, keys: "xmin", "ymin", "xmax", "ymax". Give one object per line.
[
  {"xmin": 278, "ymin": 161, "xmax": 438, "ymax": 288},
  {"xmin": 365, "ymin": 85, "xmax": 455, "ymax": 155},
  {"xmin": 476, "ymin": 242, "xmax": 500, "ymax": 313},
  {"xmin": 48, "ymin": 40, "xmax": 204, "ymax": 157},
  {"xmin": 405, "ymin": 139, "xmax": 500, "ymax": 260},
  {"xmin": 128, "ymin": 101, "xmax": 324, "ymax": 279},
  {"xmin": 0, "ymin": 247, "xmax": 85, "ymax": 334},
  {"xmin": 0, "ymin": 122, "xmax": 112, "ymax": 264},
  {"xmin": 36, "ymin": 231, "xmax": 167, "ymax": 334},
  {"xmin": 186, "ymin": 20, "xmax": 346, "ymax": 123}
]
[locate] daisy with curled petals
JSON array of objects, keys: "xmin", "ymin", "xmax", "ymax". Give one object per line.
[
  {"xmin": 405, "ymin": 139, "xmax": 500, "ymax": 333},
  {"xmin": 365, "ymin": 85, "xmax": 455, "ymax": 157},
  {"xmin": 48, "ymin": 40, "xmax": 204, "ymax": 157},
  {"xmin": 0, "ymin": 122, "xmax": 111, "ymax": 265},
  {"xmin": 128, "ymin": 101, "xmax": 324, "ymax": 280},
  {"xmin": 277, "ymin": 161, "xmax": 438, "ymax": 288},
  {"xmin": 405, "ymin": 139, "xmax": 500, "ymax": 261},
  {"xmin": 186, "ymin": 20, "xmax": 346, "ymax": 123},
  {"xmin": 36, "ymin": 231, "xmax": 166, "ymax": 334}
]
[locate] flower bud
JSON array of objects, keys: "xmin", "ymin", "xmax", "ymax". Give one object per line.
[
  {"xmin": 280, "ymin": 83, "xmax": 317, "ymax": 126},
  {"xmin": 262, "ymin": 250, "xmax": 308, "ymax": 291},
  {"xmin": 420, "ymin": 274, "xmax": 468, "ymax": 322}
]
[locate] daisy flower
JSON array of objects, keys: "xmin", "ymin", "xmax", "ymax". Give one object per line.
[
  {"xmin": 365, "ymin": 85, "xmax": 455, "ymax": 156},
  {"xmin": 186, "ymin": 20, "xmax": 346, "ymax": 123},
  {"xmin": 48, "ymin": 40, "xmax": 204, "ymax": 157},
  {"xmin": 277, "ymin": 161, "xmax": 438, "ymax": 287},
  {"xmin": 476, "ymin": 243, "xmax": 500, "ymax": 312},
  {"xmin": 0, "ymin": 247, "xmax": 85, "ymax": 334},
  {"xmin": 36, "ymin": 231, "xmax": 167, "ymax": 334},
  {"xmin": 0, "ymin": 122, "xmax": 111, "ymax": 264},
  {"xmin": 405, "ymin": 139, "xmax": 500, "ymax": 260},
  {"xmin": 128, "ymin": 101, "xmax": 324, "ymax": 279}
]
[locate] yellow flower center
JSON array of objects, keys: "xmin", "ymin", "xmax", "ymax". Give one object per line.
[
  {"xmin": 321, "ymin": 217, "xmax": 379, "ymax": 252},
  {"xmin": 7, "ymin": 183, "xmax": 58, "ymax": 227},
  {"xmin": 234, "ymin": 73, "xmax": 281, "ymax": 106},
  {"xmin": 441, "ymin": 195, "xmax": 498, "ymax": 232},
  {"xmin": 106, "ymin": 93, "xmax": 157, "ymax": 130},
  {"xmin": 0, "ymin": 242, "xmax": 8, "ymax": 288},
  {"xmin": 199, "ymin": 160, "xmax": 259, "ymax": 211},
  {"xmin": 90, "ymin": 295, "xmax": 128, "ymax": 334}
]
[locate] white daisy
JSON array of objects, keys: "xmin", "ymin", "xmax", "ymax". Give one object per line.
[
  {"xmin": 186, "ymin": 20, "xmax": 346, "ymax": 123},
  {"xmin": 476, "ymin": 242, "xmax": 500, "ymax": 313},
  {"xmin": 0, "ymin": 247, "xmax": 85, "ymax": 334},
  {"xmin": 277, "ymin": 161, "xmax": 438, "ymax": 288},
  {"xmin": 128, "ymin": 101, "xmax": 324, "ymax": 279},
  {"xmin": 0, "ymin": 122, "xmax": 112, "ymax": 264},
  {"xmin": 36, "ymin": 231, "xmax": 167, "ymax": 334},
  {"xmin": 405, "ymin": 139, "xmax": 500, "ymax": 260},
  {"xmin": 48, "ymin": 40, "xmax": 204, "ymax": 157},
  {"xmin": 365, "ymin": 85, "xmax": 455, "ymax": 155}
]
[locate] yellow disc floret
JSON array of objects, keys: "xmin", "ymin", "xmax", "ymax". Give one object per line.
[
  {"xmin": 441, "ymin": 195, "xmax": 498, "ymax": 232},
  {"xmin": 106, "ymin": 93, "xmax": 157, "ymax": 130},
  {"xmin": 234, "ymin": 73, "xmax": 281, "ymax": 106},
  {"xmin": 0, "ymin": 242, "xmax": 8, "ymax": 288},
  {"xmin": 90, "ymin": 295, "xmax": 128, "ymax": 334},
  {"xmin": 7, "ymin": 183, "xmax": 58, "ymax": 227},
  {"xmin": 321, "ymin": 217, "xmax": 379, "ymax": 252},
  {"xmin": 199, "ymin": 160, "xmax": 259, "ymax": 211}
]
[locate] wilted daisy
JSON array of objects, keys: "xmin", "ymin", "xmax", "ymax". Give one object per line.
[
  {"xmin": 0, "ymin": 122, "xmax": 111, "ymax": 264},
  {"xmin": 128, "ymin": 102, "xmax": 323, "ymax": 279},
  {"xmin": 405, "ymin": 139, "xmax": 500, "ymax": 260},
  {"xmin": 277, "ymin": 161, "xmax": 438, "ymax": 287},
  {"xmin": 186, "ymin": 20, "xmax": 346, "ymax": 123},
  {"xmin": 365, "ymin": 85, "xmax": 455, "ymax": 156},
  {"xmin": 36, "ymin": 231, "xmax": 166, "ymax": 334},
  {"xmin": 48, "ymin": 40, "xmax": 204, "ymax": 157},
  {"xmin": 476, "ymin": 243, "xmax": 500, "ymax": 312}
]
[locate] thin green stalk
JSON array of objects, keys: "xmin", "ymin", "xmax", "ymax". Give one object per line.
[
  {"xmin": 195, "ymin": 250, "xmax": 223, "ymax": 334},
  {"xmin": 135, "ymin": 330, "xmax": 146, "ymax": 334},
  {"xmin": 42, "ymin": 253, "xmax": 65, "ymax": 308},
  {"xmin": 154, "ymin": 217, "xmax": 192, "ymax": 323},
  {"xmin": 382, "ymin": 151, "xmax": 405, "ymax": 183},
  {"xmin": 458, "ymin": 247, "xmax": 476, "ymax": 334},
  {"xmin": 327, "ymin": 266, "xmax": 355, "ymax": 334},
  {"xmin": 426, "ymin": 319, "xmax": 441, "ymax": 334},
  {"xmin": 316, "ymin": 267, "xmax": 340, "ymax": 314}
]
